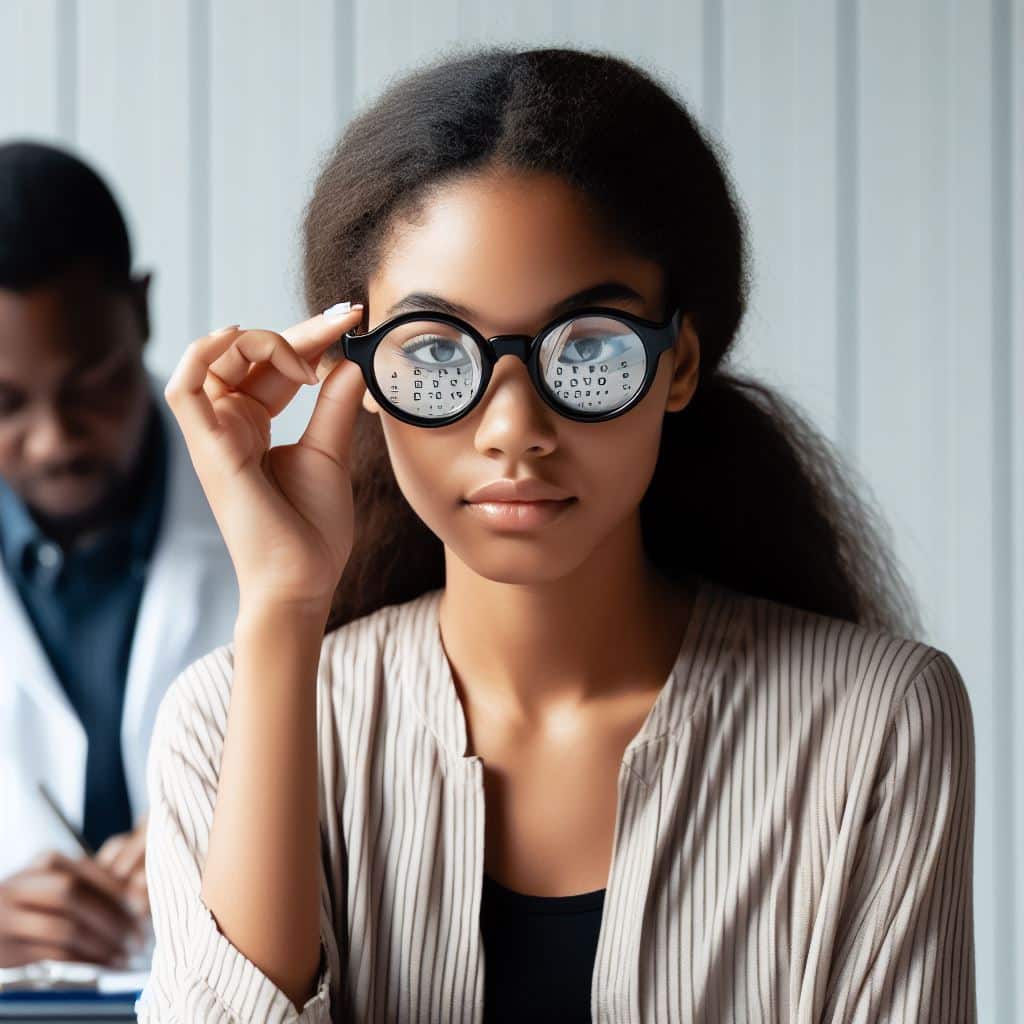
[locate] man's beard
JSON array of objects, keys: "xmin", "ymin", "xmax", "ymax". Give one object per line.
[{"xmin": 28, "ymin": 462, "xmax": 133, "ymax": 548}]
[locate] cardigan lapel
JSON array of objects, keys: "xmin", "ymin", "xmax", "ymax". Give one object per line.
[{"xmin": 396, "ymin": 574, "xmax": 737, "ymax": 1022}]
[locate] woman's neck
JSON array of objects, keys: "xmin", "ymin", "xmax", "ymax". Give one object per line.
[{"xmin": 438, "ymin": 514, "xmax": 697, "ymax": 724}]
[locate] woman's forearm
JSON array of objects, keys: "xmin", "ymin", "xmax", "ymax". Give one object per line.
[{"xmin": 199, "ymin": 598, "xmax": 330, "ymax": 1011}]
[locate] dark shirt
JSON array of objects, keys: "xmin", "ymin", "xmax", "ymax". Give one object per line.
[
  {"xmin": 480, "ymin": 871, "xmax": 605, "ymax": 1023},
  {"xmin": 0, "ymin": 399, "xmax": 168, "ymax": 851}
]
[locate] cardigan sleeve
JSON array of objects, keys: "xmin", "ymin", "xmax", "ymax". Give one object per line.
[
  {"xmin": 822, "ymin": 649, "xmax": 977, "ymax": 1022},
  {"xmin": 134, "ymin": 646, "xmax": 336, "ymax": 1024}
]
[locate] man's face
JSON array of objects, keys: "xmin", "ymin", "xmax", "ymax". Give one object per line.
[{"xmin": 0, "ymin": 263, "xmax": 152, "ymax": 523}]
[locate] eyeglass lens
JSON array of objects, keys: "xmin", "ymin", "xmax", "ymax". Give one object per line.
[{"xmin": 371, "ymin": 314, "xmax": 648, "ymax": 421}]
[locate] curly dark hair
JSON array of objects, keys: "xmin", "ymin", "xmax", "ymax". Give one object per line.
[{"xmin": 300, "ymin": 44, "xmax": 922, "ymax": 640}]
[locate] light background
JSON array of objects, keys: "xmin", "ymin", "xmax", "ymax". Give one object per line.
[{"xmin": 1, "ymin": 1, "xmax": 1021, "ymax": 1019}]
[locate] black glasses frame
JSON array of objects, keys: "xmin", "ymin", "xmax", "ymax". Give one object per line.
[{"xmin": 342, "ymin": 304, "xmax": 684, "ymax": 428}]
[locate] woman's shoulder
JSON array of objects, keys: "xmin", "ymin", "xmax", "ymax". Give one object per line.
[
  {"xmin": 322, "ymin": 586, "xmax": 442, "ymax": 642},
  {"xmin": 152, "ymin": 587, "xmax": 445, "ymax": 756},
  {"xmin": 700, "ymin": 580, "xmax": 974, "ymax": 821},
  {"xmin": 317, "ymin": 586, "xmax": 444, "ymax": 688},
  {"xmin": 720, "ymin": 580, "xmax": 971, "ymax": 746}
]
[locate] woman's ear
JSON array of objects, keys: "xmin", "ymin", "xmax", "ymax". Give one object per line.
[{"xmin": 664, "ymin": 312, "xmax": 700, "ymax": 414}]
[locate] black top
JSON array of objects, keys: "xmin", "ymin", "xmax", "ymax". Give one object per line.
[{"xmin": 480, "ymin": 871, "xmax": 606, "ymax": 1023}]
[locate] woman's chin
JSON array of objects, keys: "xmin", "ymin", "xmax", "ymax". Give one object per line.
[{"xmin": 448, "ymin": 540, "xmax": 589, "ymax": 586}]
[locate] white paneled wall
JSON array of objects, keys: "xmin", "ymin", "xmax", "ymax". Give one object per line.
[{"xmin": 1, "ymin": 1, "xmax": 1020, "ymax": 1019}]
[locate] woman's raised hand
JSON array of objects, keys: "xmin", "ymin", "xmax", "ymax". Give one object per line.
[{"xmin": 163, "ymin": 305, "xmax": 366, "ymax": 613}]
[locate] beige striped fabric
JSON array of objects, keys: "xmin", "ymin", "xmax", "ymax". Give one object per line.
[{"xmin": 135, "ymin": 575, "xmax": 976, "ymax": 1023}]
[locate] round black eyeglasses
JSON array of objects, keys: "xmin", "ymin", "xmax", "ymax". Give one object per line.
[{"xmin": 341, "ymin": 304, "xmax": 683, "ymax": 428}]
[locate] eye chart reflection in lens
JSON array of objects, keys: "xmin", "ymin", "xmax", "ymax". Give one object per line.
[
  {"xmin": 373, "ymin": 321, "xmax": 483, "ymax": 419},
  {"xmin": 538, "ymin": 316, "xmax": 647, "ymax": 415},
  {"xmin": 371, "ymin": 314, "xmax": 648, "ymax": 420}
]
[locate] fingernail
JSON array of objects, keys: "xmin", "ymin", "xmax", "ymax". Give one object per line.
[
  {"xmin": 322, "ymin": 301, "xmax": 363, "ymax": 321},
  {"xmin": 212, "ymin": 323, "xmax": 240, "ymax": 335},
  {"xmin": 322, "ymin": 302, "xmax": 351, "ymax": 321}
]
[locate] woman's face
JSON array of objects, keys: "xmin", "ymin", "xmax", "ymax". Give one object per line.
[{"xmin": 362, "ymin": 168, "xmax": 699, "ymax": 584}]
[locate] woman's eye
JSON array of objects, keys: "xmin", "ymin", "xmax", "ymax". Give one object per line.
[
  {"xmin": 558, "ymin": 334, "xmax": 630, "ymax": 365},
  {"xmin": 399, "ymin": 336, "xmax": 472, "ymax": 368}
]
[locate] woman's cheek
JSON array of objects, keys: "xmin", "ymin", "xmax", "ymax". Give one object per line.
[
  {"xmin": 577, "ymin": 413, "xmax": 662, "ymax": 502},
  {"xmin": 381, "ymin": 428, "xmax": 459, "ymax": 528}
]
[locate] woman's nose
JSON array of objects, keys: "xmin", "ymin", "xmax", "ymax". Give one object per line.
[{"xmin": 470, "ymin": 354, "xmax": 557, "ymax": 455}]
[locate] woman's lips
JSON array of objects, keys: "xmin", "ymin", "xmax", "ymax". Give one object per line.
[{"xmin": 462, "ymin": 497, "xmax": 577, "ymax": 530}]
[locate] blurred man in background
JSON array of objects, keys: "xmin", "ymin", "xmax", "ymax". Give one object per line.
[{"xmin": 0, "ymin": 141, "xmax": 238, "ymax": 968}]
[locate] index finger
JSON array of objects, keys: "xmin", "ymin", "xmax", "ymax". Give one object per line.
[
  {"xmin": 66, "ymin": 854, "xmax": 137, "ymax": 915},
  {"xmin": 17, "ymin": 853, "xmax": 143, "ymax": 935},
  {"xmin": 26, "ymin": 850, "xmax": 127, "ymax": 907},
  {"xmin": 72, "ymin": 856, "xmax": 146, "ymax": 938},
  {"xmin": 280, "ymin": 302, "xmax": 364, "ymax": 356},
  {"xmin": 101, "ymin": 828, "xmax": 145, "ymax": 882},
  {"xmin": 239, "ymin": 302, "xmax": 365, "ymax": 416}
]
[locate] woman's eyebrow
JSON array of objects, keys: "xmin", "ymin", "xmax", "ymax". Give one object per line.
[{"xmin": 385, "ymin": 280, "xmax": 646, "ymax": 320}]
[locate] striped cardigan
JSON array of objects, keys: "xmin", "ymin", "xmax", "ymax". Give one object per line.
[{"xmin": 136, "ymin": 575, "xmax": 976, "ymax": 1022}]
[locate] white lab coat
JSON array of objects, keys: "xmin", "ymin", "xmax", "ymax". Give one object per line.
[{"xmin": 0, "ymin": 372, "xmax": 239, "ymax": 880}]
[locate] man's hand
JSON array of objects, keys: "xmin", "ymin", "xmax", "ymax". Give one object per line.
[
  {"xmin": 94, "ymin": 814, "xmax": 150, "ymax": 919},
  {"xmin": 0, "ymin": 847, "xmax": 147, "ymax": 968}
]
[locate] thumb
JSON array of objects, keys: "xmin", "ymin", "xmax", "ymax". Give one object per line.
[
  {"xmin": 94, "ymin": 833, "xmax": 129, "ymax": 872},
  {"xmin": 299, "ymin": 354, "xmax": 367, "ymax": 467}
]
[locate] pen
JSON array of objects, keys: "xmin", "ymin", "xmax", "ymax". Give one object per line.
[
  {"xmin": 37, "ymin": 781, "xmax": 97, "ymax": 858},
  {"xmin": 35, "ymin": 781, "xmax": 151, "ymax": 957}
]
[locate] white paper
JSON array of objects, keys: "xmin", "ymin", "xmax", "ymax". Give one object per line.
[{"xmin": 0, "ymin": 933, "xmax": 153, "ymax": 993}]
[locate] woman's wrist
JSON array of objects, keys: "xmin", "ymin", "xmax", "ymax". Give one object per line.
[{"xmin": 235, "ymin": 591, "xmax": 333, "ymax": 638}]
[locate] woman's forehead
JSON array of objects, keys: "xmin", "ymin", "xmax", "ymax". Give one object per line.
[
  {"xmin": 368, "ymin": 176, "xmax": 663, "ymax": 331},
  {"xmin": 379, "ymin": 171, "xmax": 622, "ymax": 267}
]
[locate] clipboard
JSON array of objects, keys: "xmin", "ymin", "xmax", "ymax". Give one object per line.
[
  {"xmin": 5, "ymin": 787, "xmax": 152, "ymax": 1017},
  {"xmin": 0, "ymin": 961, "xmax": 149, "ymax": 1020},
  {"xmin": 0, "ymin": 988, "xmax": 141, "ymax": 1020}
]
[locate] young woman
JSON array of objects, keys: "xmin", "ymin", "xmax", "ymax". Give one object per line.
[{"xmin": 137, "ymin": 46, "xmax": 975, "ymax": 1024}]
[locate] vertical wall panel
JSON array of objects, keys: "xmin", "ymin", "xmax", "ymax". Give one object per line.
[
  {"xmin": 454, "ymin": 0, "xmax": 560, "ymax": 46},
  {"xmin": 0, "ymin": 1, "xmax": 65, "ymax": 140},
  {"xmin": 552, "ymin": 0, "xmax": 705, "ymax": 117},
  {"xmin": 74, "ymin": 2, "xmax": 195, "ymax": 391},
  {"xmin": 855, "ymin": 0, "xmax": 930, "ymax": 598},
  {"xmin": 791, "ymin": 0, "xmax": 841, "ymax": 442},
  {"xmin": 208, "ymin": 0, "xmax": 340, "ymax": 322},
  {"xmin": 353, "ymin": 0, "xmax": 462, "ymax": 108},
  {"xmin": 208, "ymin": 0, "xmax": 343, "ymax": 443},
  {"xmin": 558, "ymin": 1, "xmax": 705, "ymax": 131},
  {"xmin": 947, "ymin": 3, "xmax": 1004, "ymax": 1014},
  {"xmin": 1005, "ymin": 0, "xmax": 1024, "ymax": 1018},
  {"xmin": 856, "ymin": 1, "xmax": 1001, "ymax": 1018},
  {"xmin": 719, "ymin": 0, "xmax": 842, "ymax": 441}
]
